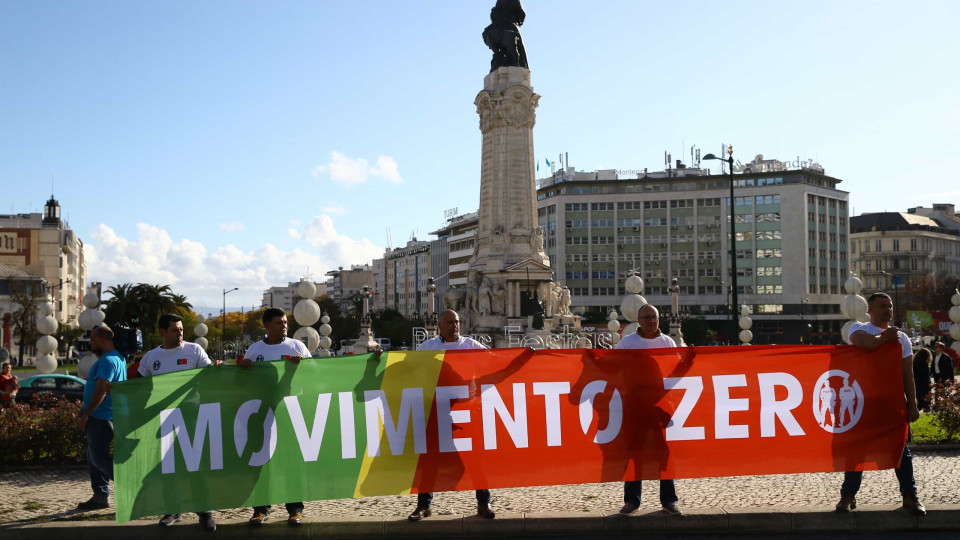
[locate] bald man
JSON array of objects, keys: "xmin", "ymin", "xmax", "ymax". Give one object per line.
[{"xmin": 408, "ymin": 310, "xmax": 494, "ymax": 521}]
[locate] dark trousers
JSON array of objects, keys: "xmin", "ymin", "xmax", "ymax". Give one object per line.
[
  {"xmin": 253, "ymin": 502, "xmax": 304, "ymax": 515},
  {"xmin": 85, "ymin": 417, "xmax": 114, "ymax": 501},
  {"xmin": 418, "ymin": 490, "xmax": 490, "ymax": 507},
  {"xmin": 841, "ymin": 443, "xmax": 916, "ymax": 496},
  {"xmin": 624, "ymin": 480, "xmax": 678, "ymax": 506}
]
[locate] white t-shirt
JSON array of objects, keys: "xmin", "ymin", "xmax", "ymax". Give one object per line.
[
  {"xmin": 138, "ymin": 342, "xmax": 211, "ymax": 377},
  {"xmin": 242, "ymin": 337, "xmax": 311, "ymax": 363},
  {"xmin": 615, "ymin": 332, "xmax": 677, "ymax": 350},
  {"xmin": 847, "ymin": 321, "xmax": 912, "ymax": 359},
  {"xmin": 417, "ymin": 336, "xmax": 488, "ymax": 351}
]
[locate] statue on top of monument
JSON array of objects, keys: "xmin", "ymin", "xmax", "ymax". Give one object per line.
[{"xmin": 482, "ymin": 0, "xmax": 529, "ymax": 72}]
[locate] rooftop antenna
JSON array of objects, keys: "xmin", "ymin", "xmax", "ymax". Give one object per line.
[{"xmin": 385, "ymin": 227, "xmax": 393, "ymax": 250}]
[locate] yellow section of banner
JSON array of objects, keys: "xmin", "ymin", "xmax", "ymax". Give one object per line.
[{"xmin": 353, "ymin": 350, "xmax": 445, "ymax": 497}]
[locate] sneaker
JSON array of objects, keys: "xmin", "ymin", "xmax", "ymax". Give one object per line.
[
  {"xmin": 198, "ymin": 513, "xmax": 216, "ymax": 532},
  {"xmin": 288, "ymin": 511, "xmax": 303, "ymax": 526},
  {"xmin": 903, "ymin": 493, "xmax": 926, "ymax": 515},
  {"xmin": 158, "ymin": 514, "xmax": 182, "ymax": 526},
  {"xmin": 662, "ymin": 502, "xmax": 682, "ymax": 516},
  {"xmin": 249, "ymin": 510, "xmax": 268, "ymax": 526},
  {"xmin": 76, "ymin": 497, "xmax": 109, "ymax": 511},
  {"xmin": 835, "ymin": 493, "xmax": 857, "ymax": 512},
  {"xmin": 619, "ymin": 502, "xmax": 639, "ymax": 515}
]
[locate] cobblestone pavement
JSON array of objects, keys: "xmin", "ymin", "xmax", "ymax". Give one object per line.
[{"xmin": 2, "ymin": 450, "xmax": 958, "ymax": 524}]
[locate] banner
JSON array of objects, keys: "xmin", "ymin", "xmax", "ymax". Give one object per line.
[{"xmin": 113, "ymin": 344, "xmax": 908, "ymax": 523}]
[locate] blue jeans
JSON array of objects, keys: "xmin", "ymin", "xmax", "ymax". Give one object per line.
[
  {"xmin": 841, "ymin": 442, "xmax": 916, "ymax": 496},
  {"xmin": 624, "ymin": 480, "xmax": 678, "ymax": 506},
  {"xmin": 85, "ymin": 417, "xmax": 114, "ymax": 500},
  {"xmin": 418, "ymin": 490, "xmax": 490, "ymax": 507}
]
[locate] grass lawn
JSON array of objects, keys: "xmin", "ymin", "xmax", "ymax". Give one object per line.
[{"xmin": 911, "ymin": 412, "xmax": 960, "ymax": 444}]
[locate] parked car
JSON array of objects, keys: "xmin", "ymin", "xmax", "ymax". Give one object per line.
[{"xmin": 16, "ymin": 374, "xmax": 86, "ymax": 404}]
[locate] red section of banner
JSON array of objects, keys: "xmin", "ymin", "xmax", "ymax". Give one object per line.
[{"xmin": 411, "ymin": 344, "xmax": 908, "ymax": 493}]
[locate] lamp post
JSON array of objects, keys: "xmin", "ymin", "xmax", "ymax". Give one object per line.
[
  {"xmin": 222, "ymin": 287, "xmax": 238, "ymax": 360},
  {"xmin": 799, "ymin": 297, "xmax": 810, "ymax": 344},
  {"xmin": 879, "ymin": 271, "xmax": 900, "ymax": 326},
  {"xmin": 706, "ymin": 146, "xmax": 738, "ymax": 343}
]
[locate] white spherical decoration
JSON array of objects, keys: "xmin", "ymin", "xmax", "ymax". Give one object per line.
[
  {"xmin": 197, "ymin": 312, "xmax": 207, "ymax": 323},
  {"xmin": 841, "ymin": 321, "xmax": 855, "ymax": 345},
  {"xmin": 949, "ymin": 306, "xmax": 960, "ymax": 324},
  {"xmin": 315, "ymin": 348, "xmax": 330, "ymax": 357},
  {"xmin": 740, "ymin": 305, "xmax": 751, "ymax": 317},
  {"xmin": 739, "ymin": 329, "xmax": 753, "ymax": 343},
  {"xmin": 841, "ymin": 295, "xmax": 868, "ymax": 321},
  {"xmin": 38, "ymin": 302, "xmax": 55, "ymax": 317},
  {"xmin": 35, "ymin": 354, "xmax": 57, "ymax": 374},
  {"xmin": 621, "ymin": 322, "xmax": 639, "ymax": 337},
  {"xmin": 844, "ymin": 276, "xmax": 863, "ymax": 295},
  {"xmin": 194, "ymin": 323, "xmax": 209, "ymax": 337},
  {"xmin": 952, "ymin": 291, "xmax": 960, "ymax": 307},
  {"xmin": 608, "ymin": 310, "xmax": 619, "ymax": 321},
  {"xmin": 609, "ymin": 332, "xmax": 620, "ymax": 345},
  {"xmin": 82, "ymin": 292, "xmax": 100, "ymax": 309},
  {"xmin": 294, "ymin": 299, "xmax": 321, "ymax": 327},
  {"xmin": 950, "ymin": 323, "xmax": 960, "ymax": 341},
  {"xmin": 318, "ymin": 323, "xmax": 332, "ymax": 336},
  {"xmin": 194, "ymin": 336, "xmax": 209, "ymax": 350},
  {"xmin": 297, "ymin": 280, "xmax": 317, "ymax": 299},
  {"xmin": 36, "ymin": 335, "xmax": 58, "ymax": 355},
  {"xmin": 319, "ymin": 335, "xmax": 332, "ymax": 350},
  {"xmin": 293, "ymin": 326, "xmax": 320, "ymax": 352},
  {"xmin": 36, "ymin": 315, "xmax": 58, "ymax": 335},
  {"xmin": 625, "ymin": 275, "xmax": 644, "ymax": 294},
  {"xmin": 78, "ymin": 309, "xmax": 102, "ymax": 331},
  {"xmin": 77, "ymin": 352, "xmax": 98, "ymax": 379},
  {"xmin": 620, "ymin": 294, "xmax": 647, "ymax": 322},
  {"xmin": 607, "ymin": 319, "xmax": 621, "ymax": 332},
  {"xmin": 576, "ymin": 336, "xmax": 593, "ymax": 349},
  {"xmin": 320, "ymin": 314, "xmax": 330, "ymax": 324},
  {"xmin": 739, "ymin": 316, "xmax": 753, "ymax": 330}
]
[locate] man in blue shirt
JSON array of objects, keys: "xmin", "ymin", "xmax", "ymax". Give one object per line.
[{"xmin": 76, "ymin": 325, "xmax": 127, "ymax": 511}]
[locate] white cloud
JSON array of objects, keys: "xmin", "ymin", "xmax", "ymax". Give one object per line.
[
  {"xmin": 321, "ymin": 205, "xmax": 346, "ymax": 215},
  {"xmin": 312, "ymin": 151, "xmax": 405, "ymax": 187},
  {"xmin": 219, "ymin": 222, "xmax": 245, "ymax": 232},
  {"xmin": 86, "ymin": 215, "xmax": 383, "ymax": 308}
]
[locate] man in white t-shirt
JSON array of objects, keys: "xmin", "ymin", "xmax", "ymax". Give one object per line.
[
  {"xmin": 136, "ymin": 313, "xmax": 220, "ymax": 532},
  {"xmin": 408, "ymin": 309, "xmax": 495, "ymax": 521},
  {"xmin": 239, "ymin": 307, "xmax": 311, "ymax": 527},
  {"xmin": 836, "ymin": 292, "xmax": 925, "ymax": 515},
  {"xmin": 615, "ymin": 303, "xmax": 682, "ymax": 516}
]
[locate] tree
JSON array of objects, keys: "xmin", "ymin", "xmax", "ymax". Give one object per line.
[
  {"xmin": 9, "ymin": 278, "xmax": 45, "ymax": 367},
  {"xmin": 103, "ymin": 283, "xmax": 193, "ymax": 351},
  {"xmin": 901, "ymin": 272, "xmax": 960, "ymax": 312}
]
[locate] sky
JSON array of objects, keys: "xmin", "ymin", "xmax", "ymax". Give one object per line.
[{"xmin": 2, "ymin": 0, "xmax": 958, "ymax": 312}]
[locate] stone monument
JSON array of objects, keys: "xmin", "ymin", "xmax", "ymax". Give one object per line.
[{"xmin": 458, "ymin": 3, "xmax": 580, "ymax": 343}]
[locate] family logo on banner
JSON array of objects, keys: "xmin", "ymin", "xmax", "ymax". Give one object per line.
[{"xmin": 111, "ymin": 344, "xmax": 908, "ymax": 523}]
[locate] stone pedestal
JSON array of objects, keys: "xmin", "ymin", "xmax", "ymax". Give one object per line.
[{"xmin": 457, "ymin": 66, "xmax": 556, "ymax": 335}]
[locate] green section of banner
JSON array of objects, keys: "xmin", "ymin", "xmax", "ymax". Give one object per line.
[{"xmin": 113, "ymin": 354, "xmax": 386, "ymax": 523}]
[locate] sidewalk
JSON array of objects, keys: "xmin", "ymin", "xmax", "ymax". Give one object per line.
[{"xmin": 2, "ymin": 449, "xmax": 959, "ymax": 537}]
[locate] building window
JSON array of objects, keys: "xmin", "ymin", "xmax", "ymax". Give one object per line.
[{"xmin": 875, "ymin": 239, "xmax": 882, "ymax": 252}]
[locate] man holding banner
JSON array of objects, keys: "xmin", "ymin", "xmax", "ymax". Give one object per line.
[
  {"xmin": 239, "ymin": 307, "xmax": 311, "ymax": 526},
  {"xmin": 408, "ymin": 309, "xmax": 495, "ymax": 521},
  {"xmin": 615, "ymin": 304, "xmax": 682, "ymax": 516},
  {"xmin": 838, "ymin": 292, "xmax": 925, "ymax": 515},
  {"xmin": 135, "ymin": 313, "xmax": 219, "ymax": 532}
]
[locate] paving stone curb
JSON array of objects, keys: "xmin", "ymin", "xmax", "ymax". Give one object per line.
[{"xmin": 2, "ymin": 506, "xmax": 958, "ymax": 539}]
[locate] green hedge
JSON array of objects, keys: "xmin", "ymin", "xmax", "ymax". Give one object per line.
[{"xmin": 0, "ymin": 394, "xmax": 87, "ymax": 466}]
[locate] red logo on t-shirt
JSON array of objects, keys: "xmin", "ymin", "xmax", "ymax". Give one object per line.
[{"xmin": 177, "ymin": 358, "xmax": 188, "ymax": 365}]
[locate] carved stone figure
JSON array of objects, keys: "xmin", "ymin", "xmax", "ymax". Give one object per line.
[
  {"xmin": 478, "ymin": 278, "xmax": 493, "ymax": 316},
  {"xmin": 531, "ymin": 226, "xmax": 544, "ymax": 252},
  {"xmin": 443, "ymin": 287, "xmax": 465, "ymax": 311},
  {"xmin": 559, "ymin": 287, "xmax": 571, "ymax": 315},
  {"xmin": 491, "ymin": 283, "xmax": 506, "ymax": 315},
  {"xmin": 482, "ymin": 0, "xmax": 528, "ymax": 72},
  {"xmin": 545, "ymin": 282, "xmax": 560, "ymax": 317},
  {"xmin": 669, "ymin": 278, "xmax": 680, "ymax": 316},
  {"xmin": 465, "ymin": 270, "xmax": 481, "ymax": 314}
]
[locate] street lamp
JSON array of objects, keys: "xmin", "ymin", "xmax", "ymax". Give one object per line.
[
  {"xmin": 879, "ymin": 271, "xmax": 900, "ymax": 326},
  {"xmin": 800, "ymin": 297, "xmax": 810, "ymax": 344},
  {"xmin": 704, "ymin": 146, "xmax": 738, "ymax": 343},
  {"xmin": 222, "ymin": 287, "xmax": 238, "ymax": 360}
]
